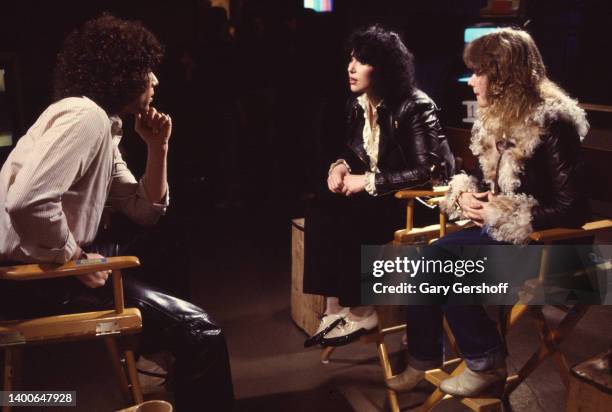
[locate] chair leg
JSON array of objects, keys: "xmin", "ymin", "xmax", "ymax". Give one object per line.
[
  {"xmin": 104, "ymin": 337, "xmax": 132, "ymax": 403},
  {"xmin": 443, "ymin": 318, "xmax": 459, "ymax": 355},
  {"xmin": 507, "ymin": 304, "xmax": 529, "ymax": 329},
  {"xmin": 532, "ymin": 310, "xmax": 571, "ymax": 388},
  {"xmin": 124, "ymin": 350, "xmax": 144, "ymax": 405},
  {"xmin": 418, "ymin": 361, "xmax": 467, "ymax": 412},
  {"xmin": 504, "ymin": 305, "xmax": 589, "ymax": 396},
  {"xmin": 2, "ymin": 348, "xmax": 21, "ymax": 391},
  {"xmin": 375, "ymin": 336, "xmax": 400, "ymax": 412},
  {"xmin": 321, "ymin": 346, "xmax": 336, "ymax": 364},
  {"xmin": 3, "ymin": 348, "xmax": 14, "ymax": 412}
]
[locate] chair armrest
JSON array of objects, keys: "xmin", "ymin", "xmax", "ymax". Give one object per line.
[
  {"xmin": 0, "ymin": 256, "xmax": 140, "ymax": 281},
  {"xmin": 529, "ymin": 219, "xmax": 612, "ymax": 243},
  {"xmin": 394, "ymin": 185, "xmax": 449, "ymax": 200},
  {"xmin": 427, "ymin": 196, "xmax": 446, "ymax": 206}
]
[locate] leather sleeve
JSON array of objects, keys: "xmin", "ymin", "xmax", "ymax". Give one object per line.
[
  {"xmin": 530, "ymin": 120, "xmax": 589, "ymax": 230},
  {"xmin": 373, "ymin": 100, "xmax": 438, "ymax": 194}
]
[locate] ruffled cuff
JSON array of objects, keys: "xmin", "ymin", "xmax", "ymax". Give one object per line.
[
  {"xmin": 440, "ymin": 173, "xmax": 479, "ymax": 220},
  {"xmin": 328, "ymin": 159, "xmax": 351, "ymax": 175},
  {"xmin": 365, "ymin": 171, "xmax": 377, "ymax": 196},
  {"xmin": 482, "ymin": 193, "xmax": 538, "ymax": 245}
]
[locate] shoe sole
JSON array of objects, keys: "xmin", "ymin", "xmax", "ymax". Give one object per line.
[
  {"xmin": 319, "ymin": 327, "xmax": 374, "ymax": 347},
  {"xmin": 304, "ymin": 318, "xmax": 344, "ymax": 348},
  {"xmin": 441, "ymin": 379, "xmax": 506, "ymax": 398}
]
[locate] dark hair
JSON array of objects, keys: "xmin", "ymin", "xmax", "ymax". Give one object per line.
[
  {"xmin": 53, "ymin": 13, "xmax": 164, "ymax": 114},
  {"xmin": 346, "ymin": 25, "xmax": 416, "ymax": 102}
]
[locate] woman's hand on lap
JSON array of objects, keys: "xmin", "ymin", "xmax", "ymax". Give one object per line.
[
  {"xmin": 342, "ymin": 174, "xmax": 367, "ymax": 196},
  {"xmin": 328, "ymin": 164, "xmax": 348, "ymax": 194},
  {"xmin": 458, "ymin": 191, "xmax": 489, "ymax": 227}
]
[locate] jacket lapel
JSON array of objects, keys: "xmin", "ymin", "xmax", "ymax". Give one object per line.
[
  {"xmin": 376, "ymin": 104, "xmax": 391, "ymax": 162},
  {"xmin": 347, "ymin": 102, "xmax": 370, "ymax": 168}
]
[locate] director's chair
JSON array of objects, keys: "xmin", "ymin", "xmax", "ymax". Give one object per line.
[
  {"xmin": 320, "ymin": 185, "xmax": 612, "ymax": 412},
  {"xmin": 389, "ymin": 189, "xmax": 612, "ymax": 412},
  {"xmin": 0, "ymin": 257, "xmax": 145, "ymax": 412}
]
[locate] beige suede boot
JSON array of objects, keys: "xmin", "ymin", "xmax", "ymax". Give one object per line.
[
  {"xmin": 439, "ymin": 366, "xmax": 507, "ymax": 397},
  {"xmin": 385, "ymin": 365, "xmax": 425, "ymax": 392}
]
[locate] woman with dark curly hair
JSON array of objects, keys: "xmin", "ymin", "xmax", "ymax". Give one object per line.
[
  {"xmin": 0, "ymin": 14, "xmax": 233, "ymax": 410},
  {"xmin": 387, "ymin": 28, "xmax": 589, "ymax": 397},
  {"xmin": 303, "ymin": 25, "xmax": 454, "ymax": 347}
]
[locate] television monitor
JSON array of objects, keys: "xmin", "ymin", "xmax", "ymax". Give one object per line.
[
  {"xmin": 455, "ymin": 25, "xmax": 504, "ymax": 125},
  {"xmin": 304, "ymin": 0, "xmax": 333, "ymax": 13},
  {"xmin": 458, "ymin": 26, "xmax": 503, "ymax": 83}
]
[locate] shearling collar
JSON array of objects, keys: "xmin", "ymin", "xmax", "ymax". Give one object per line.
[{"xmin": 469, "ymin": 94, "xmax": 589, "ymax": 194}]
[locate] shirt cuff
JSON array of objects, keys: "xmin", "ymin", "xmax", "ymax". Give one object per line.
[
  {"xmin": 329, "ymin": 159, "xmax": 351, "ymax": 175},
  {"xmin": 365, "ymin": 172, "xmax": 377, "ymax": 196},
  {"xmin": 137, "ymin": 178, "xmax": 170, "ymax": 215},
  {"xmin": 18, "ymin": 231, "xmax": 78, "ymax": 264}
]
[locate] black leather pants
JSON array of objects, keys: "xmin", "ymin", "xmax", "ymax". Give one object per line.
[{"xmin": 1, "ymin": 265, "xmax": 234, "ymax": 411}]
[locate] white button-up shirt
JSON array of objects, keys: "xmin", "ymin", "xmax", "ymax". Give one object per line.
[{"xmin": 0, "ymin": 97, "xmax": 168, "ymax": 263}]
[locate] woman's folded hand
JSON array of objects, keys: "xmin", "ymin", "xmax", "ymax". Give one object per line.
[
  {"xmin": 342, "ymin": 174, "xmax": 367, "ymax": 196},
  {"xmin": 458, "ymin": 191, "xmax": 490, "ymax": 227},
  {"xmin": 328, "ymin": 164, "xmax": 349, "ymax": 193}
]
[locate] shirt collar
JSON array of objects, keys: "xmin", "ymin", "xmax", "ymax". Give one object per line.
[
  {"xmin": 109, "ymin": 115, "xmax": 123, "ymax": 139},
  {"xmin": 79, "ymin": 96, "xmax": 123, "ymax": 138},
  {"xmin": 357, "ymin": 94, "xmax": 384, "ymax": 111}
]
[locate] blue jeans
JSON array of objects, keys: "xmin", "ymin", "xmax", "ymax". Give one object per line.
[{"xmin": 405, "ymin": 227, "xmax": 507, "ymax": 371}]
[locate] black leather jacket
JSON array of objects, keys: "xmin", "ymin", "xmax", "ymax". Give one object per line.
[
  {"xmin": 340, "ymin": 89, "xmax": 455, "ymax": 195},
  {"xmin": 505, "ymin": 119, "xmax": 590, "ymax": 231}
]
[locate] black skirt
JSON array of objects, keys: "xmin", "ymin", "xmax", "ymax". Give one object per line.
[{"xmin": 303, "ymin": 189, "xmax": 436, "ymax": 307}]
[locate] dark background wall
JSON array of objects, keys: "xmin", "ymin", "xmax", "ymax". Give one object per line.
[{"xmin": 1, "ymin": 0, "xmax": 611, "ymax": 211}]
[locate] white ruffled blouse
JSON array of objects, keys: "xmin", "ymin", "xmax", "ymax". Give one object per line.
[{"xmin": 329, "ymin": 93, "xmax": 382, "ymax": 196}]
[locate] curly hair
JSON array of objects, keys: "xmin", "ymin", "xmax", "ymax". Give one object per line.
[
  {"xmin": 346, "ymin": 25, "xmax": 416, "ymax": 103},
  {"xmin": 463, "ymin": 27, "xmax": 566, "ymax": 135},
  {"xmin": 53, "ymin": 13, "xmax": 164, "ymax": 114}
]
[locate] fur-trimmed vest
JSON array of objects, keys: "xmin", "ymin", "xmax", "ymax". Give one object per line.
[{"xmin": 441, "ymin": 95, "xmax": 590, "ymax": 244}]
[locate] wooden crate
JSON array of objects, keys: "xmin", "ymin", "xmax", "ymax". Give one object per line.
[
  {"xmin": 290, "ymin": 218, "xmax": 325, "ymax": 336},
  {"xmin": 566, "ymin": 349, "xmax": 612, "ymax": 412}
]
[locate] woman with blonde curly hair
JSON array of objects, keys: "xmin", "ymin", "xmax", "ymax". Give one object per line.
[{"xmin": 387, "ymin": 28, "xmax": 589, "ymax": 397}]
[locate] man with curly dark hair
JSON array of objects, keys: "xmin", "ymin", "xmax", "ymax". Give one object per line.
[
  {"xmin": 53, "ymin": 13, "xmax": 165, "ymax": 115},
  {"xmin": 0, "ymin": 14, "xmax": 234, "ymax": 410}
]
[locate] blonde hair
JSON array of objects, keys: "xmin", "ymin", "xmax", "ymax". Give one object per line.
[{"xmin": 463, "ymin": 28, "xmax": 567, "ymax": 137}]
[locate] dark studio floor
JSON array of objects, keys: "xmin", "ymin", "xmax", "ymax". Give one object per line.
[{"xmin": 6, "ymin": 200, "xmax": 612, "ymax": 412}]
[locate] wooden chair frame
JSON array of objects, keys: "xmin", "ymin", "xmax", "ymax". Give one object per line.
[
  {"xmin": 0, "ymin": 256, "xmax": 145, "ymax": 412},
  {"xmin": 320, "ymin": 186, "xmax": 612, "ymax": 412}
]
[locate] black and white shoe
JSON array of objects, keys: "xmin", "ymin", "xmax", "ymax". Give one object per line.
[
  {"xmin": 319, "ymin": 311, "xmax": 378, "ymax": 347},
  {"xmin": 304, "ymin": 308, "xmax": 349, "ymax": 348}
]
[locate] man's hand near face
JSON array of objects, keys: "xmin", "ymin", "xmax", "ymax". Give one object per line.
[
  {"xmin": 135, "ymin": 107, "xmax": 172, "ymax": 149},
  {"xmin": 134, "ymin": 106, "xmax": 172, "ymax": 203}
]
